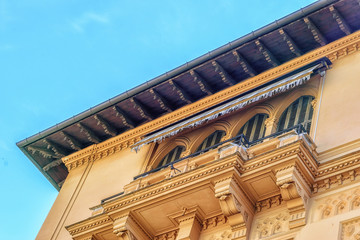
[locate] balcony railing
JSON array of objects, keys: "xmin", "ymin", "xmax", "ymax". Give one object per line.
[{"xmin": 134, "ymin": 124, "xmax": 307, "ymax": 180}]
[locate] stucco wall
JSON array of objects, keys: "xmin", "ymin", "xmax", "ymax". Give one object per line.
[
  {"xmin": 315, "ymin": 51, "xmax": 360, "ymax": 153},
  {"xmin": 37, "ymin": 145, "xmax": 151, "ymax": 240}
]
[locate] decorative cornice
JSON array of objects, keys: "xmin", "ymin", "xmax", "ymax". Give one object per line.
[
  {"xmin": 202, "ymin": 215, "xmax": 228, "ymax": 230},
  {"xmin": 61, "ymin": 31, "xmax": 360, "ymax": 171},
  {"xmin": 313, "ymin": 168, "xmax": 360, "ymax": 193},
  {"xmin": 102, "ymin": 158, "xmax": 239, "ymax": 213},
  {"xmin": 66, "ymin": 214, "xmax": 112, "ymax": 236},
  {"xmin": 255, "ymin": 195, "xmax": 283, "ymax": 212},
  {"xmin": 316, "ymin": 150, "xmax": 360, "ymax": 177}
]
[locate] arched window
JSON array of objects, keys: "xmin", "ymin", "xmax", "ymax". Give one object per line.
[
  {"xmin": 277, "ymin": 96, "xmax": 314, "ymax": 133},
  {"xmin": 238, "ymin": 114, "xmax": 268, "ymax": 142},
  {"xmin": 196, "ymin": 130, "xmax": 226, "ymax": 152},
  {"xmin": 157, "ymin": 146, "xmax": 185, "ymax": 168}
]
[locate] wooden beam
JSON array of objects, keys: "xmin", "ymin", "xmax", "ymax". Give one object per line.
[
  {"xmin": 113, "ymin": 106, "xmax": 135, "ymax": 129},
  {"xmin": 189, "ymin": 70, "xmax": 214, "ymax": 95},
  {"xmin": 43, "ymin": 159, "xmax": 63, "ymax": 172},
  {"xmin": 61, "ymin": 131, "xmax": 83, "ymax": 151},
  {"xmin": 279, "ymin": 28, "xmax": 302, "ymax": 57},
  {"xmin": 77, "ymin": 123, "xmax": 101, "ymax": 143},
  {"xmin": 43, "ymin": 139, "xmax": 67, "ymax": 157},
  {"xmin": 329, "ymin": 5, "xmax": 352, "ymax": 35},
  {"xmin": 130, "ymin": 97, "xmax": 154, "ymax": 121},
  {"xmin": 58, "ymin": 179, "xmax": 65, "ymax": 188},
  {"xmin": 169, "ymin": 80, "xmax": 193, "ymax": 104},
  {"xmin": 303, "ymin": 17, "xmax": 327, "ymax": 46},
  {"xmin": 255, "ymin": 39, "xmax": 280, "ymax": 67},
  {"xmin": 149, "ymin": 89, "xmax": 173, "ymax": 112},
  {"xmin": 232, "ymin": 50, "xmax": 257, "ymax": 77},
  {"xmin": 27, "ymin": 145, "xmax": 56, "ymax": 158},
  {"xmin": 94, "ymin": 114, "xmax": 117, "ymax": 137},
  {"xmin": 212, "ymin": 60, "xmax": 237, "ymax": 86}
]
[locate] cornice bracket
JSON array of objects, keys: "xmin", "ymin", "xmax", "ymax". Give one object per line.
[
  {"xmin": 113, "ymin": 213, "xmax": 151, "ymax": 240},
  {"xmin": 276, "ymin": 165, "xmax": 310, "ymax": 230},
  {"xmin": 214, "ymin": 176, "xmax": 254, "ymax": 240}
]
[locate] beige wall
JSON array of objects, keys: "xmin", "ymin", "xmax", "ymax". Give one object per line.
[
  {"xmin": 315, "ymin": 51, "xmax": 360, "ymax": 153},
  {"xmin": 37, "ymin": 145, "xmax": 151, "ymax": 240}
]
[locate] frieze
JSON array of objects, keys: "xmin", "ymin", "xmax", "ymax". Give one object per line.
[
  {"xmin": 316, "ymin": 151, "xmax": 360, "ymax": 177},
  {"xmin": 313, "ymin": 168, "xmax": 360, "ymax": 193},
  {"xmin": 313, "ymin": 186, "xmax": 360, "ymax": 222},
  {"xmin": 253, "ymin": 212, "xmax": 290, "ymax": 240},
  {"xmin": 66, "ymin": 215, "xmax": 112, "ymax": 236},
  {"xmin": 208, "ymin": 230, "xmax": 232, "ymax": 240},
  {"xmin": 60, "ymin": 31, "xmax": 360, "ymax": 171},
  {"xmin": 255, "ymin": 195, "xmax": 283, "ymax": 212},
  {"xmin": 341, "ymin": 216, "xmax": 360, "ymax": 240},
  {"xmin": 202, "ymin": 215, "xmax": 228, "ymax": 230},
  {"xmin": 154, "ymin": 230, "xmax": 178, "ymax": 240}
]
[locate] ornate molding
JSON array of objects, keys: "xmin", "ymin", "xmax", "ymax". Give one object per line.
[
  {"xmin": 60, "ymin": 31, "xmax": 360, "ymax": 171},
  {"xmin": 103, "ymin": 158, "xmax": 239, "ymax": 213},
  {"xmin": 313, "ymin": 168, "xmax": 360, "ymax": 193},
  {"xmin": 66, "ymin": 214, "xmax": 112, "ymax": 237}
]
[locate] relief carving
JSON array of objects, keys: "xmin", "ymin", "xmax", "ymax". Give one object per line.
[
  {"xmin": 154, "ymin": 230, "xmax": 177, "ymax": 240},
  {"xmin": 254, "ymin": 212, "xmax": 290, "ymax": 240},
  {"xmin": 203, "ymin": 215, "xmax": 228, "ymax": 230},
  {"xmin": 315, "ymin": 187, "xmax": 360, "ymax": 221},
  {"xmin": 208, "ymin": 230, "xmax": 232, "ymax": 240},
  {"xmin": 341, "ymin": 216, "xmax": 360, "ymax": 240}
]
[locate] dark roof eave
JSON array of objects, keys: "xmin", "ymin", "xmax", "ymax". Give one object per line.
[
  {"xmin": 16, "ymin": 0, "xmax": 337, "ymax": 148},
  {"xmin": 18, "ymin": 146, "xmax": 60, "ymax": 190}
]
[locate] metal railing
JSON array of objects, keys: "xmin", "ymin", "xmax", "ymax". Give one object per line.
[{"xmin": 133, "ymin": 124, "xmax": 306, "ymax": 180}]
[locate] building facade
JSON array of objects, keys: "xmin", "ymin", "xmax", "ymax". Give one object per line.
[{"xmin": 17, "ymin": 0, "xmax": 360, "ymax": 239}]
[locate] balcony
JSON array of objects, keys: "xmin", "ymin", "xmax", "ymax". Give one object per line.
[{"xmin": 66, "ymin": 125, "xmax": 318, "ymax": 240}]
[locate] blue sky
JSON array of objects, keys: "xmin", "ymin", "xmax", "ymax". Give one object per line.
[{"xmin": 0, "ymin": 0, "xmax": 315, "ymax": 239}]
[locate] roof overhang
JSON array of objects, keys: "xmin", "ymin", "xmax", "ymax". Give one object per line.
[
  {"xmin": 131, "ymin": 61, "xmax": 328, "ymax": 151},
  {"xmin": 17, "ymin": 0, "xmax": 360, "ymax": 189}
]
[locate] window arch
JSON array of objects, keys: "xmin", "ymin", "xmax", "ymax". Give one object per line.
[
  {"xmin": 196, "ymin": 130, "xmax": 226, "ymax": 152},
  {"xmin": 157, "ymin": 146, "xmax": 185, "ymax": 168},
  {"xmin": 237, "ymin": 114, "xmax": 268, "ymax": 142},
  {"xmin": 277, "ymin": 96, "xmax": 314, "ymax": 133}
]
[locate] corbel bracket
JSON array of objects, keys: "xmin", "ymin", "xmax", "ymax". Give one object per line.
[
  {"xmin": 172, "ymin": 207, "xmax": 204, "ymax": 240},
  {"xmin": 113, "ymin": 213, "xmax": 150, "ymax": 240},
  {"xmin": 214, "ymin": 176, "xmax": 254, "ymax": 240},
  {"xmin": 276, "ymin": 165, "xmax": 310, "ymax": 229}
]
